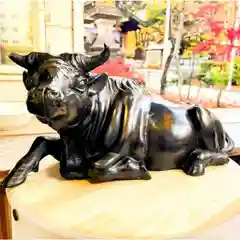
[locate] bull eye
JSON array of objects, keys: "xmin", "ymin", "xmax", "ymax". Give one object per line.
[
  {"xmin": 23, "ymin": 71, "xmax": 35, "ymax": 90},
  {"xmin": 28, "ymin": 53, "xmax": 36, "ymax": 65},
  {"xmin": 39, "ymin": 70, "xmax": 51, "ymax": 85}
]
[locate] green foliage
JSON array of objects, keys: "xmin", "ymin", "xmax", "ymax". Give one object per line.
[
  {"xmin": 206, "ymin": 67, "xmax": 229, "ymax": 86},
  {"xmin": 182, "ymin": 34, "xmax": 206, "ymax": 56},
  {"xmin": 198, "ymin": 58, "xmax": 240, "ymax": 86},
  {"xmin": 233, "ymin": 57, "xmax": 240, "ymax": 85}
]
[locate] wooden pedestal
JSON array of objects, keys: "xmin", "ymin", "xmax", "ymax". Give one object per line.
[
  {"xmin": 6, "ymin": 158, "xmax": 240, "ymax": 240},
  {"xmin": 0, "ymin": 135, "xmax": 56, "ymax": 239},
  {"xmin": 0, "ymin": 170, "xmax": 12, "ymax": 239}
]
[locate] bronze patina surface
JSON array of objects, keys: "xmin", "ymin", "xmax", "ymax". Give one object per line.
[{"xmin": 1, "ymin": 44, "xmax": 235, "ymax": 188}]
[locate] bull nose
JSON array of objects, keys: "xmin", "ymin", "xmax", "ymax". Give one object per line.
[{"xmin": 28, "ymin": 88, "xmax": 44, "ymax": 103}]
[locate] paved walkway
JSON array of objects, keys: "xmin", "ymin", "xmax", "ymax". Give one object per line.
[
  {"xmin": 165, "ymin": 85, "xmax": 240, "ymax": 107},
  {"xmin": 210, "ymin": 109, "xmax": 240, "ymax": 146}
]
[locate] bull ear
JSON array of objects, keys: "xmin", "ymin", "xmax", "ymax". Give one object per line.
[{"xmin": 88, "ymin": 73, "xmax": 108, "ymax": 96}]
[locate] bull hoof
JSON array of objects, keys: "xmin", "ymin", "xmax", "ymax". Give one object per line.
[
  {"xmin": 1, "ymin": 174, "xmax": 27, "ymax": 188},
  {"xmin": 183, "ymin": 161, "xmax": 205, "ymax": 176},
  {"xmin": 0, "ymin": 159, "xmax": 38, "ymax": 188},
  {"xmin": 60, "ymin": 168, "xmax": 87, "ymax": 180},
  {"xmin": 88, "ymin": 157, "xmax": 151, "ymax": 182},
  {"xmin": 88, "ymin": 169, "xmax": 151, "ymax": 182}
]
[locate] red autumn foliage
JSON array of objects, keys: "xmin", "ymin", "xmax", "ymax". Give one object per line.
[
  {"xmin": 208, "ymin": 20, "xmax": 224, "ymax": 37},
  {"xmin": 92, "ymin": 57, "xmax": 145, "ymax": 84},
  {"xmin": 192, "ymin": 39, "xmax": 213, "ymax": 53},
  {"xmin": 226, "ymin": 27, "xmax": 240, "ymax": 42},
  {"xmin": 193, "ymin": 3, "xmax": 223, "ymax": 18},
  {"xmin": 192, "ymin": 3, "xmax": 240, "ymax": 61}
]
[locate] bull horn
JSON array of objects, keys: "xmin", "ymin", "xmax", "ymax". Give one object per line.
[
  {"xmin": 8, "ymin": 53, "xmax": 29, "ymax": 69},
  {"xmin": 82, "ymin": 43, "xmax": 110, "ymax": 72}
]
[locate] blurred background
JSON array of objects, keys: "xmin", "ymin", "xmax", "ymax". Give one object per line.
[
  {"xmin": 0, "ymin": 0, "xmax": 240, "ymax": 108},
  {"xmin": 0, "ymin": 0, "xmax": 240, "ymax": 131}
]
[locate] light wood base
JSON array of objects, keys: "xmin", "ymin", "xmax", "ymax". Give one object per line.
[
  {"xmin": 229, "ymin": 147, "xmax": 240, "ymax": 157},
  {"xmin": 7, "ymin": 158, "xmax": 240, "ymax": 240},
  {"xmin": 0, "ymin": 117, "xmax": 54, "ymax": 137},
  {"xmin": 12, "ymin": 211, "xmax": 58, "ymax": 239}
]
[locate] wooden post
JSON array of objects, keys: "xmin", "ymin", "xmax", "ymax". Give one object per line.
[
  {"xmin": 72, "ymin": 0, "xmax": 85, "ymax": 53},
  {"xmin": 0, "ymin": 171, "xmax": 12, "ymax": 239},
  {"xmin": 162, "ymin": 0, "xmax": 171, "ymax": 68},
  {"xmin": 227, "ymin": 0, "xmax": 240, "ymax": 90}
]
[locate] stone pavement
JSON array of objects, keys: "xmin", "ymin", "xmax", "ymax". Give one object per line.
[
  {"xmin": 165, "ymin": 85, "xmax": 240, "ymax": 107},
  {"xmin": 211, "ymin": 109, "xmax": 240, "ymax": 147}
]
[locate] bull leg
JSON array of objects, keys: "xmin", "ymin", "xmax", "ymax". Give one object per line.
[
  {"xmin": 88, "ymin": 152, "xmax": 151, "ymax": 182},
  {"xmin": 89, "ymin": 132, "xmax": 150, "ymax": 181},
  {"xmin": 182, "ymin": 149, "xmax": 229, "ymax": 176},
  {"xmin": 1, "ymin": 136, "xmax": 62, "ymax": 188},
  {"xmin": 59, "ymin": 136, "xmax": 88, "ymax": 180},
  {"xmin": 89, "ymin": 96, "xmax": 151, "ymax": 182},
  {"xmin": 59, "ymin": 157, "xmax": 88, "ymax": 180}
]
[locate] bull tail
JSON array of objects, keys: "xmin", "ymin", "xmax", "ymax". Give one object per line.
[{"xmin": 223, "ymin": 131, "xmax": 235, "ymax": 153}]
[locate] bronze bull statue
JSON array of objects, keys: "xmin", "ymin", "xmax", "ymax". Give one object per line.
[{"xmin": 1, "ymin": 44, "xmax": 234, "ymax": 188}]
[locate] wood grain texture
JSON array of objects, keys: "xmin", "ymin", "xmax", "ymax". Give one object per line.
[
  {"xmin": 229, "ymin": 147, "xmax": 240, "ymax": 157},
  {"xmin": 6, "ymin": 159, "xmax": 240, "ymax": 240}
]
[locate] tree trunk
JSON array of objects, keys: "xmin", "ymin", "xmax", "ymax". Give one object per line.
[
  {"xmin": 160, "ymin": 0, "xmax": 171, "ymax": 95},
  {"xmin": 174, "ymin": 10, "xmax": 185, "ymax": 99},
  {"xmin": 189, "ymin": 54, "xmax": 196, "ymax": 79},
  {"xmin": 196, "ymin": 82, "xmax": 202, "ymax": 102},
  {"xmin": 187, "ymin": 81, "xmax": 193, "ymax": 99},
  {"xmin": 187, "ymin": 54, "xmax": 196, "ymax": 99},
  {"xmin": 227, "ymin": 0, "xmax": 240, "ymax": 90},
  {"xmin": 160, "ymin": 42, "xmax": 175, "ymax": 95},
  {"xmin": 217, "ymin": 88, "xmax": 223, "ymax": 107}
]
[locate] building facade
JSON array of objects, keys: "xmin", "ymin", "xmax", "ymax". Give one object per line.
[
  {"xmin": 0, "ymin": 0, "xmax": 85, "ymax": 102},
  {"xmin": 0, "ymin": 0, "xmax": 84, "ymax": 66}
]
